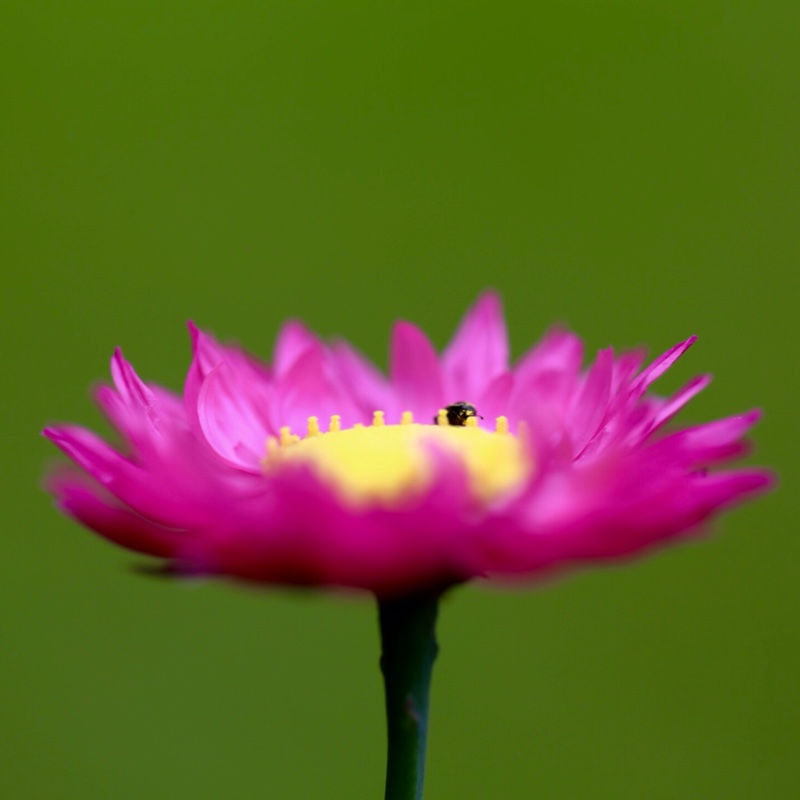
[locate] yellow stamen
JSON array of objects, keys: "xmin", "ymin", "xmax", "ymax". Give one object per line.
[
  {"xmin": 401, "ymin": 411, "xmax": 413, "ymax": 425},
  {"xmin": 264, "ymin": 412, "xmax": 532, "ymax": 508},
  {"xmin": 436, "ymin": 408, "xmax": 448, "ymax": 426},
  {"xmin": 495, "ymin": 416, "xmax": 509, "ymax": 434}
]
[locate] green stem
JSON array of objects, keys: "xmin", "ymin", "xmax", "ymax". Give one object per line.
[{"xmin": 378, "ymin": 592, "xmax": 440, "ymax": 800}]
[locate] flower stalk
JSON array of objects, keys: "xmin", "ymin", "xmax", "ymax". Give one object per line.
[{"xmin": 378, "ymin": 592, "xmax": 441, "ymax": 800}]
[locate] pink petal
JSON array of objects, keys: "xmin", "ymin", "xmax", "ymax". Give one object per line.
[
  {"xmin": 272, "ymin": 342, "xmax": 360, "ymax": 432},
  {"xmin": 442, "ymin": 292, "xmax": 509, "ymax": 401},
  {"xmin": 645, "ymin": 373, "xmax": 712, "ymax": 435},
  {"xmin": 274, "ymin": 320, "xmax": 319, "ymax": 377},
  {"xmin": 97, "ymin": 350, "xmax": 178, "ymax": 450},
  {"xmin": 44, "ymin": 426, "xmax": 248, "ymax": 530},
  {"xmin": 611, "ymin": 348, "xmax": 647, "ymax": 393},
  {"xmin": 186, "ymin": 321, "xmax": 225, "ymax": 376},
  {"xmin": 389, "ymin": 321, "xmax": 444, "ymax": 420},
  {"xmin": 515, "ymin": 327, "xmax": 584, "ymax": 383},
  {"xmin": 511, "ymin": 328, "xmax": 584, "ymax": 418},
  {"xmin": 331, "ymin": 340, "xmax": 393, "ymax": 419},
  {"xmin": 197, "ymin": 361, "xmax": 273, "ymax": 471},
  {"xmin": 476, "ymin": 371, "xmax": 515, "ymax": 427},
  {"xmin": 650, "ymin": 410, "xmax": 763, "ymax": 465},
  {"xmin": 49, "ymin": 473, "xmax": 185, "ymax": 558},
  {"xmin": 571, "ymin": 347, "xmax": 614, "ymax": 457},
  {"xmin": 630, "ymin": 335, "xmax": 697, "ymax": 395}
]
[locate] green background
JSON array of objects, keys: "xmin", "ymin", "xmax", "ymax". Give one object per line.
[{"xmin": 2, "ymin": 2, "xmax": 797, "ymax": 798}]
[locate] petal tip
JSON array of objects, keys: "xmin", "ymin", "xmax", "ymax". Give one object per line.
[
  {"xmin": 42, "ymin": 426, "xmax": 58, "ymax": 441},
  {"xmin": 186, "ymin": 320, "xmax": 201, "ymax": 346},
  {"xmin": 743, "ymin": 407, "xmax": 763, "ymax": 426},
  {"xmin": 475, "ymin": 289, "xmax": 503, "ymax": 311}
]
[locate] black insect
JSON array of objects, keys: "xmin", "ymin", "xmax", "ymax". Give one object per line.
[{"xmin": 434, "ymin": 402, "xmax": 482, "ymax": 426}]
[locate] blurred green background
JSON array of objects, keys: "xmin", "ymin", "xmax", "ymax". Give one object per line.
[{"xmin": 2, "ymin": 2, "xmax": 798, "ymax": 798}]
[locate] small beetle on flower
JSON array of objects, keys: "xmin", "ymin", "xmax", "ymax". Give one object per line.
[{"xmin": 434, "ymin": 401, "xmax": 482, "ymax": 426}]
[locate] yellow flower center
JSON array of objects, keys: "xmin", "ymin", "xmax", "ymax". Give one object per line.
[{"xmin": 262, "ymin": 410, "xmax": 532, "ymax": 508}]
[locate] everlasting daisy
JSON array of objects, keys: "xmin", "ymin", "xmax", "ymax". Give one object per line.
[{"xmin": 43, "ymin": 293, "xmax": 771, "ymax": 800}]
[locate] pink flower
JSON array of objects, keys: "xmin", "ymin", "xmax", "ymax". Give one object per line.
[{"xmin": 44, "ymin": 294, "xmax": 772, "ymax": 597}]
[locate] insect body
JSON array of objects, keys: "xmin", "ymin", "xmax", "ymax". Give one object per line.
[{"xmin": 434, "ymin": 402, "xmax": 482, "ymax": 426}]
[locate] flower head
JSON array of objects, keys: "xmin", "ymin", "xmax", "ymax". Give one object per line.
[{"xmin": 44, "ymin": 294, "xmax": 772, "ymax": 596}]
